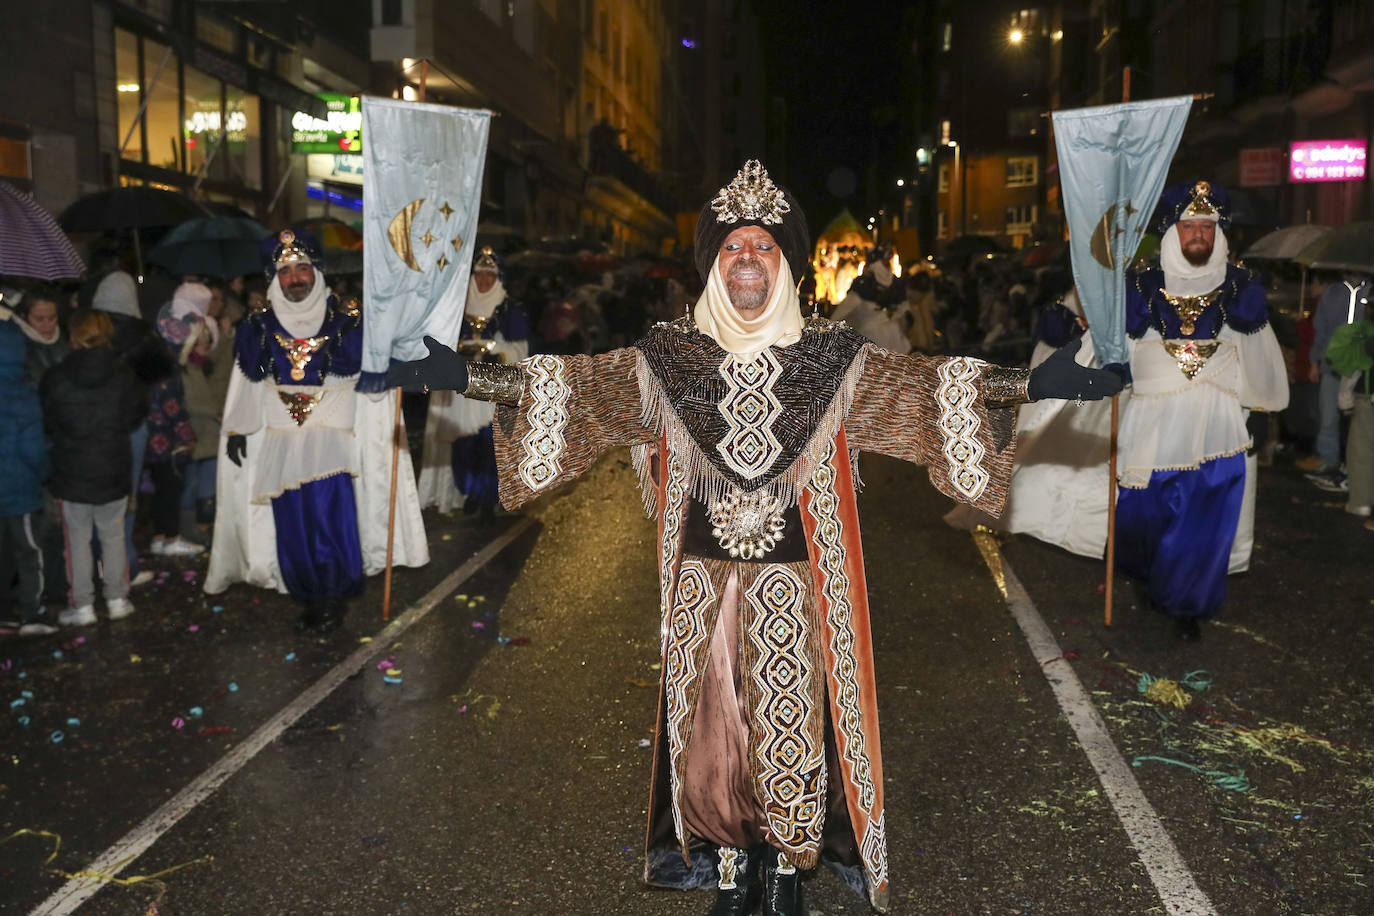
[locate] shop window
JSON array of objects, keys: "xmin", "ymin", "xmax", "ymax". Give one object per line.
[
  {"xmin": 115, "ymin": 28, "xmax": 143, "ymax": 159},
  {"xmin": 225, "ymin": 94, "xmax": 262, "ymax": 190},
  {"xmin": 183, "ymin": 65, "xmax": 223, "ymax": 180},
  {"xmin": 141, "ymin": 38, "xmax": 183, "ymax": 172},
  {"xmin": 1006, "ymin": 155, "xmax": 1038, "ymax": 187}
]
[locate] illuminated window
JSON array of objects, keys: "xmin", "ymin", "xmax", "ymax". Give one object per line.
[
  {"xmin": 1005, "ymin": 204, "xmax": 1037, "ymax": 234},
  {"xmin": 1006, "ymin": 155, "xmax": 1039, "ymax": 187},
  {"xmin": 141, "ymin": 38, "xmax": 182, "ymax": 172},
  {"xmin": 182, "ymin": 65, "xmax": 222, "ymax": 179},
  {"xmin": 941, "ymin": 22, "xmax": 953, "ymax": 52},
  {"xmin": 937, "ymin": 211, "xmax": 949, "ymax": 239},
  {"xmin": 115, "ymin": 29, "xmax": 143, "ymax": 160},
  {"xmin": 225, "ymin": 94, "xmax": 262, "ymax": 190},
  {"xmin": 938, "ymin": 163, "xmax": 950, "ymax": 193}
]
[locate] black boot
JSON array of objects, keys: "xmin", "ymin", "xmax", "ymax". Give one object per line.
[
  {"xmin": 294, "ymin": 601, "xmax": 322, "ymax": 633},
  {"xmin": 707, "ymin": 845, "xmax": 762, "ymax": 915},
  {"xmin": 1174, "ymin": 615, "xmax": 1202, "ymax": 641},
  {"xmin": 761, "ymin": 846, "xmax": 804, "ymax": 916},
  {"xmin": 314, "ymin": 599, "xmax": 347, "ymax": 635}
]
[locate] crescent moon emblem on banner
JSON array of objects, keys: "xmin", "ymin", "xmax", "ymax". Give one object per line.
[
  {"xmin": 1090, "ymin": 202, "xmax": 1117, "ymax": 270},
  {"xmin": 387, "ymin": 198, "xmax": 426, "ymax": 272}
]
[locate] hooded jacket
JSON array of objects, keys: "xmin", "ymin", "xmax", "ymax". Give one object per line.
[
  {"xmin": 0, "ymin": 322, "xmax": 48, "ymax": 516},
  {"xmin": 39, "ymin": 346, "xmax": 146, "ymax": 504}
]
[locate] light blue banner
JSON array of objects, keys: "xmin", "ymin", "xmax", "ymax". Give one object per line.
[
  {"xmin": 1052, "ymin": 96, "xmax": 1192, "ymax": 367},
  {"xmin": 362, "ymin": 97, "xmax": 491, "ymax": 375}
]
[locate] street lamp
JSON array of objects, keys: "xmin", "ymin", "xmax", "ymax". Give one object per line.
[
  {"xmin": 896, "ymin": 178, "xmax": 905, "ymax": 187},
  {"xmin": 1008, "ymin": 28, "xmax": 1024, "ymax": 44}
]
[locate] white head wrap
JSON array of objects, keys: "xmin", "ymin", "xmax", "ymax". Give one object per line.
[
  {"xmin": 1161, "ymin": 219, "xmax": 1229, "ymax": 297},
  {"xmin": 693, "ymin": 256, "xmax": 801, "ymax": 357},
  {"xmin": 465, "ymin": 273, "xmax": 507, "ymax": 321},
  {"xmin": 267, "ymin": 267, "xmax": 329, "ymax": 339}
]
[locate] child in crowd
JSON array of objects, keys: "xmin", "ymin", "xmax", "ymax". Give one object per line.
[
  {"xmin": 9, "ymin": 285, "xmax": 69, "ymax": 386},
  {"xmin": 144, "ymin": 282, "xmax": 208, "ymax": 557},
  {"xmin": 0, "ymin": 320, "xmax": 55, "ymax": 636},
  {"xmin": 39, "ymin": 310, "xmax": 146, "ymax": 626}
]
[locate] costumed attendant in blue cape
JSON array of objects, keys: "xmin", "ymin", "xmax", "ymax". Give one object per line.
[
  {"xmin": 1115, "ymin": 181, "xmax": 1288, "ymax": 640},
  {"xmin": 205, "ymin": 230, "xmax": 429, "ymax": 632},
  {"xmin": 416, "ymin": 245, "xmax": 530, "ymax": 516}
]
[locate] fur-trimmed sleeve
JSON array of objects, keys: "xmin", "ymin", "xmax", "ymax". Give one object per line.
[
  {"xmin": 846, "ymin": 346, "xmax": 1017, "ymax": 517},
  {"xmin": 492, "ymin": 348, "xmax": 653, "ymax": 510}
]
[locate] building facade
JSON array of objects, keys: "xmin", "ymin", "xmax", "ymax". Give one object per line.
[{"xmin": 1, "ymin": 0, "xmax": 722, "ymax": 258}]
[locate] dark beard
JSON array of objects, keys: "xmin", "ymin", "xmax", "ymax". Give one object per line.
[
  {"xmin": 726, "ymin": 259, "xmax": 769, "ymax": 310},
  {"xmin": 1181, "ymin": 241, "xmax": 1213, "ymax": 267}
]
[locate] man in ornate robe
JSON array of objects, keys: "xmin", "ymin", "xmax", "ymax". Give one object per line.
[
  {"xmin": 206, "ymin": 230, "xmax": 428, "ymax": 632},
  {"xmin": 417, "ymin": 246, "xmax": 531, "ymax": 515},
  {"xmin": 1116, "ymin": 181, "xmax": 1288, "ymax": 640},
  {"xmin": 388, "ymin": 161, "xmax": 1119, "ymax": 914}
]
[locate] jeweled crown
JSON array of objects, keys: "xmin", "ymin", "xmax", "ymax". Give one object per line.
[
  {"xmin": 474, "ymin": 245, "xmax": 499, "ymax": 272},
  {"xmin": 272, "ymin": 229, "xmax": 312, "ymax": 271},
  {"xmin": 710, "ymin": 159, "xmax": 790, "ymax": 225},
  {"xmin": 1181, "ymin": 180, "xmax": 1219, "ymax": 219}
]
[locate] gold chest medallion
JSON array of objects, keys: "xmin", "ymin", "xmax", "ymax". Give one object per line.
[{"xmin": 274, "ymin": 333, "xmax": 328, "ymax": 381}]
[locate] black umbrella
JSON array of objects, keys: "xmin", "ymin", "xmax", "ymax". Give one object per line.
[
  {"xmin": 58, "ymin": 187, "xmax": 208, "ymax": 279},
  {"xmin": 146, "ymin": 216, "xmax": 269, "ymax": 279},
  {"xmin": 58, "ymin": 186, "xmax": 207, "ymax": 232}
]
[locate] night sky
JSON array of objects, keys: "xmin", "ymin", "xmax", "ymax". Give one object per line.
[{"xmin": 752, "ymin": 0, "xmax": 909, "ymax": 222}]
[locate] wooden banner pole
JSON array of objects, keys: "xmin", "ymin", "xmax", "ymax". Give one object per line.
[{"xmin": 381, "ymin": 60, "xmax": 429, "ymax": 621}]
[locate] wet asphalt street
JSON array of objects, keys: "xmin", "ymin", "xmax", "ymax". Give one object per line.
[{"xmin": 1, "ymin": 447, "xmax": 1370, "ymax": 915}]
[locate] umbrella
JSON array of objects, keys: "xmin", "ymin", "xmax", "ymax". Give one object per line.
[
  {"xmin": 0, "ymin": 182, "xmax": 85, "ymax": 280},
  {"xmin": 146, "ymin": 216, "xmax": 269, "ymax": 279},
  {"xmin": 292, "ymin": 216, "xmax": 362, "ymax": 250},
  {"xmin": 59, "ymin": 186, "xmax": 208, "ymax": 278},
  {"xmin": 1294, "ymin": 222, "xmax": 1374, "ymax": 274},
  {"xmin": 1244, "ymin": 224, "xmax": 1332, "ymax": 261},
  {"xmin": 1019, "ymin": 242, "xmax": 1062, "ymax": 268},
  {"xmin": 58, "ymin": 186, "xmax": 206, "ymax": 233}
]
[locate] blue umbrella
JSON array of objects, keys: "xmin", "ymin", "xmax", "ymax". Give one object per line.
[{"xmin": 147, "ymin": 216, "xmax": 270, "ymax": 278}]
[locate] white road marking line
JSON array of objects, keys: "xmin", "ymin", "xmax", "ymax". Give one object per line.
[
  {"xmin": 971, "ymin": 529, "xmax": 1218, "ymax": 916},
  {"xmin": 31, "ymin": 516, "xmax": 536, "ymax": 916}
]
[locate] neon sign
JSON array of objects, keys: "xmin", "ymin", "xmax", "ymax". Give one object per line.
[{"xmin": 1289, "ymin": 140, "xmax": 1366, "ymax": 183}]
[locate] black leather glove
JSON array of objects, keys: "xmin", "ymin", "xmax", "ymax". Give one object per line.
[
  {"xmin": 226, "ymin": 434, "xmax": 247, "ymax": 467},
  {"xmin": 385, "ymin": 335, "xmax": 469, "ymax": 393},
  {"xmin": 1027, "ymin": 338, "xmax": 1124, "ymax": 402}
]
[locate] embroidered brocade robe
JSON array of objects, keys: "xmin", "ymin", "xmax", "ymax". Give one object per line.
[{"xmin": 489, "ymin": 321, "xmax": 1018, "ymax": 912}]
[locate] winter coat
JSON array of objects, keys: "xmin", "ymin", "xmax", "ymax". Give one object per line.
[
  {"xmin": 144, "ymin": 311, "xmax": 199, "ymax": 463},
  {"xmin": 24, "ymin": 335, "xmax": 68, "ymax": 388},
  {"xmin": 183, "ymin": 333, "xmax": 233, "ymax": 460},
  {"xmin": 0, "ymin": 322, "xmax": 48, "ymax": 516},
  {"xmin": 39, "ymin": 347, "xmax": 145, "ymax": 504}
]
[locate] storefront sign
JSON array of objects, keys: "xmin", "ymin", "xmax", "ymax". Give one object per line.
[
  {"xmin": 1289, "ymin": 140, "xmax": 1367, "ymax": 183},
  {"xmin": 292, "ymin": 94, "xmax": 362, "ymax": 153},
  {"xmin": 1239, "ymin": 147, "xmax": 1284, "ymax": 187},
  {"xmin": 306, "ymin": 153, "xmax": 364, "ymax": 186}
]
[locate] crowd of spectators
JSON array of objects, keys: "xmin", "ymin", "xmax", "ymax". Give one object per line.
[{"xmin": 0, "ymin": 249, "xmax": 249, "ymax": 635}]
